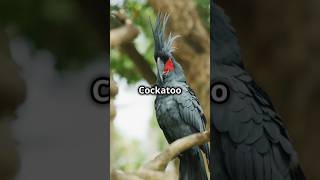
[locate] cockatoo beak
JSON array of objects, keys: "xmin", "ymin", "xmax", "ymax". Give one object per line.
[{"xmin": 156, "ymin": 57, "xmax": 164, "ymax": 83}]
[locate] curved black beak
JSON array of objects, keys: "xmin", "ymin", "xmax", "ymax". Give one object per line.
[{"xmin": 156, "ymin": 57, "xmax": 164, "ymax": 83}]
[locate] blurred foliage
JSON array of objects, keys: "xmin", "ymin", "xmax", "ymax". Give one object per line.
[
  {"xmin": 111, "ymin": 0, "xmax": 209, "ymax": 84},
  {"xmin": 112, "ymin": 126, "xmax": 146, "ymax": 171},
  {"xmin": 196, "ymin": 0, "xmax": 210, "ymax": 31},
  {"xmin": 111, "ymin": 50, "xmax": 142, "ymax": 83},
  {"xmin": 111, "ymin": 112, "xmax": 167, "ymax": 171},
  {"xmin": 0, "ymin": 0, "xmax": 105, "ymax": 70},
  {"xmin": 111, "ymin": 0, "xmax": 156, "ymax": 84}
]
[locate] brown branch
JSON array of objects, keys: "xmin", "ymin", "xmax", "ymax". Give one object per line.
[
  {"xmin": 110, "ymin": 75, "xmax": 118, "ymax": 121},
  {"xmin": 110, "ymin": 76, "xmax": 118, "ymax": 97},
  {"xmin": 110, "ymin": 10, "xmax": 156, "ymax": 85},
  {"xmin": 111, "ymin": 9, "xmax": 130, "ymax": 24},
  {"xmin": 110, "ymin": 9, "xmax": 139, "ymax": 48},
  {"xmin": 143, "ymin": 131, "xmax": 210, "ymax": 171},
  {"xmin": 111, "ymin": 170, "xmax": 143, "ymax": 180},
  {"xmin": 111, "ymin": 131, "xmax": 210, "ymax": 180},
  {"xmin": 119, "ymin": 44, "xmax": 156, "ymax": 85},
  {"xmin": 110, "ymin": 24, "xmax": 139, "ymax": 48}
]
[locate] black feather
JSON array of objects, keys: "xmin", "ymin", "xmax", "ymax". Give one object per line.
[{"xmin": 211, "ymin": 2, "xmax": 305, "ymax": 180}]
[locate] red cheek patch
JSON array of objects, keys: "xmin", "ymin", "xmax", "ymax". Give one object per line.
[{"xmin": 164, "ymin": 58, "xmax": 174, "ymax": 75}]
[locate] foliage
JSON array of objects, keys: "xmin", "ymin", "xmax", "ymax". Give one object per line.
[
  {"xmin": 111, "ymin": 113, "xmax": 167, "ymax": 171},
  {"xmin": 196, "ymin": 0, "xmax": 210, "ymax": 31},
  {"xmin": 111, "ymin": 0, "xmax": 156, "ymax": 84},
  {"xmin": 112, "ymin": 127, "xmax": 146, "ymax": 171},
  {"xmin": 111, "ymin": 0, "xmax": 210, "ymax": 84}
]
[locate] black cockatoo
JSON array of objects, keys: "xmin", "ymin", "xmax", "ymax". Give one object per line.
[
  {"xmin": 151, "ymin": 13, "xmax": 210, "ymax": 180},
  {"xmin": 211, "ymin": 2, "xmax": 306, "ymax": 180}
]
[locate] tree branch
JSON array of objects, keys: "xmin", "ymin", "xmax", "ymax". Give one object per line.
[
  {"xmin": 110, "ymin": 75, "xmax": 118, "ymax": 121},
  {"xmin": 111, "ymin": 131, "xmax": 210, "ymax": 180},
  {"xmin": 110, "ymin": 9, "xmax": 156, "ymax": 85},
  {"xmin": 143, "ymin": 131, "xmax": 210, "ymax": 171},
  {"xmin": 110, "ymin": 24, "xmax": 139, "ymax": 48},
  {"xmin": 119, "ymin": 44, "xmax": 156, "ymax": 85}
]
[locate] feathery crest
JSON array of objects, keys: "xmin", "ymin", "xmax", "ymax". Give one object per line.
[
  {"xmin": 212, "ymin": 3, "xmax": 243, "ymax": 66},
  {"xmin": 150, "ymin": 13, "xmax": 180, "ymax": 55}
]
